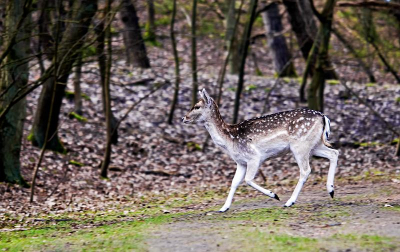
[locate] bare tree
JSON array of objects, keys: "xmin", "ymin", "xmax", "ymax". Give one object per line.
[{"xmin": 30, "ymin": 0, "xmax": 98, "ymax": 152}]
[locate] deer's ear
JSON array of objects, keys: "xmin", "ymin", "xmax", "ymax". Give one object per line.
[
  {"xmin": 198, "ymin": 90, "xmax": 204, "ymax": 100},
  {"xmin": 202, "ymin": 88, "xmax": 212, "ymax": 106}
]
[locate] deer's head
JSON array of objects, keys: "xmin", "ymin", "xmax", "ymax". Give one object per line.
[{"xmin": 182, "ymin": 89, "xmax": 214, "ymax": 124}]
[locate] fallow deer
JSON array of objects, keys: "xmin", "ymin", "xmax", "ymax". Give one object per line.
[{"xmin": 182, "ymin": 89, "xmax": 339, "ymax": 211}]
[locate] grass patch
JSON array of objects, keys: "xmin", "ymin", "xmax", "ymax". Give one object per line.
[{"xmin": 0, "ymin": 214, "xmax": 173, "ymax": 252}]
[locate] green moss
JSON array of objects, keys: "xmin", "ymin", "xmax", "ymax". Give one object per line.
[
  {"xmin": 255, "ymin": 68, "xmax": 263, "ymax": 76},
  {"xmin": 245, "ymin": 84, "xmax": 257, "ymax": 92},
  {"xmin": 154, "ymin": 16, "xmax": 170, "ymax": 26},
  {"xmin": 186, "ymin": 141, "xmax": 202, "ymax": 151},
  {"xmin": 69, "ymin": 160, "xmax": 84, "ymax": 167},
  {"xmin": 27, "ymin": 132, "xmax": 34, "ymax": 141},
  {"xmin": 327, "ymin": 79, "xmax": 340, "ymax": 85},
  {"xmin": 68, "ymin": 112, "xmax": 88, "ymax": 122},
  {"xmin": 353, "ymin": 141, "xmax": 381, "ymax": 147},
  {"xmin": 65, "ymin": 90, "xmax": 90, "ymax": 101},
  {"xmin": 395, "ymin": 97, "xmax": 400, "ymax": 104},
  {"xmin": 366, "ymin": 83, "xmax": 376, "ymax": 87}
]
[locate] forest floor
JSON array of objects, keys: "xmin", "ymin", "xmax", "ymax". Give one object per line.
[{"xmin": 1, "ymin": 175, "xmax": 400, "ymax": 251}]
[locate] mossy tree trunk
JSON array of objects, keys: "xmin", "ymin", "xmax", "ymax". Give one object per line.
[
  {"xmin": 31, "ymin": 0, "xmax": 97, "ymax": 152},
  {"xmin": 120, "ymin": 0, "xmax": 150, "ymax": 69},
  {"xmin": 261, "ymin": 2, "xmax": 296, "ymax": 77},
  {"xmin": 307, "ymin": 0, "xmax": 336, "ymax": 112},
  {"xmin": 145, "ymin": 0, "xmax": 156, "ymax": 44},
  {"xmin": 0, "ymin": 0, "xmax": 31, "ymax": 186}
]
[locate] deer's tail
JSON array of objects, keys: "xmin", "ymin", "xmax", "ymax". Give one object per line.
[{"xmin": 322, "ymin": 115, "xmax": 332, "ymax": 147}]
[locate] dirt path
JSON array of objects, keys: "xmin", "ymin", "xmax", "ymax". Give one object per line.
[{"xmin": 146, "ymin": 182, "xmax": 400, "ymax": 251}]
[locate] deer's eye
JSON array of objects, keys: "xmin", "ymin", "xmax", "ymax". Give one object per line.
[{"xmin": 194, "ymin": 106, "xmax": 201, "ymax": 110}]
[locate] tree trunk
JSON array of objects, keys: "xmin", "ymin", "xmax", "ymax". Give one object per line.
[
  {"xmin": 307, "ymin": 0, "xmax": 336, "ymax": 112},
  {"xmin": 191, "ymin": 0, "xmax": 198, "ymax": 106},
  {"xmin": 0, "ymin": 0, "xmax": 31, "ymax": 186},
  {"xmin": 100, "ymin": 0, "xmax": 113, "ymax": 179},
  {"xmin": 225, "ymin": 0, "xmax": 240, "ymax": 74},
  {"xmin": 282, "ymin": 0, "xmax": 314, "ymax": 61},
  {"xmin": 261, "ymin": 2, "xmax": 296, "ymax": 77},
  {"xmin": 95, "ymin": 21, "xmax": 119, "ymax": 144},
  {"xmin": 31, "ymin": 0, "xmax": 97, "ymax": 152},
  {"xmin": 168, "ymin": 0, "xmax": 180, "ymax": 124},
  {"xmin": 232, "ymin": 0, "xmax": 258, "ymax": 123},
  {"xmin": 120, "ymin": 0, "xmax": 150, "ymax": 69},
  {"xmin": 145, "ymin": 0, "xmax": 156, "ymax": 44}
]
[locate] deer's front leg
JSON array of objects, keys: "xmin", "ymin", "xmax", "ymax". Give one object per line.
[
  {"xmin": 219, "ymin": 163, "xmax": 246, "ymax": 212},
  {"xmin": 245, "ymin": 159, "xmax": 280, "ymax": 201}
]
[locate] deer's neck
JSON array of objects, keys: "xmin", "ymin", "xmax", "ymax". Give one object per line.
[{"xmin": 204, "ymin": 104, "xmax": 234, "ymax": 148}]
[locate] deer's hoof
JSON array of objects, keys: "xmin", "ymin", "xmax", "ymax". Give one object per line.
[
  {"xmin": 284, "ymin": 201, "xmax": 295, "ymax": 207},
  {"xmin": 329, "ymin": 190, "xmax": 334, "ymax": 198},
  {"xmin": 274, "ymin": 194, "xmax": 280, "ymax": 201},
  {"xmin": 218, "ymin": 208, "xmax": 229, "ymax": 213}
]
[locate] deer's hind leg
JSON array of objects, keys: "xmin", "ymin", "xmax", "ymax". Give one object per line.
[
  {"xmin": 285, "ymin": 145, "xmax": 312, "ymax": 207},
  {"xmin": 312, "ymin": 144, "xmax": 339, "ymax": 198},
  {"xmin": 245, "ymin": 159, "xmax": 280, "ymax": 201}
]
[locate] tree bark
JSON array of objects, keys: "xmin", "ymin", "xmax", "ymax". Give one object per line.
[
  {"xmin": 100, "ymin": 0, "xmax": 113, "ymax": 178},
  {"xmin": 233, "ymin": 0, "xmax": 258, "ymax": 123},
  {"xmin": 0, "ymin": 0, "xmax": 31, "ymax": 186},
  {"xmin": 95, "ymin": 21, "xmax": 118, "ymax": 144},
  {"xmin": 168, "ymin": 0, "xmax": 180, "ymax": 124},
  {"xmin": 30, "ymin": 0, "xmax": 97, "ymax": 152},
  {"xmin": 261, "ymin": 2, "xmax": 296, "ymax": 77},
  {"xmin": 307, "ymin": 0, "xmax": 336, "ymax": 112},
  {"xmin": 120, "ymin": 0, "xmax": 150, "ymax": 69},
  {"xmin": 191, "ymin": 0, "xmax": 198, "ymax": 106}
]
